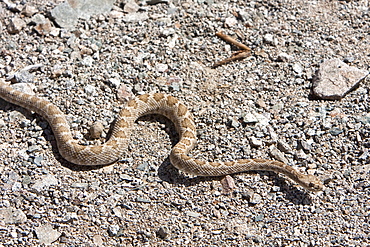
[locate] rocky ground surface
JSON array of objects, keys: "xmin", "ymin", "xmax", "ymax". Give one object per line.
[{"xmin": 0, "ymin": 0, "xmax": 369, "ymax": 246}]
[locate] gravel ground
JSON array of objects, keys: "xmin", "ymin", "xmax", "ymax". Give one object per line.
[{"xmin": 0, "ymin": 0, "xmax": 369, "ymax": 246}]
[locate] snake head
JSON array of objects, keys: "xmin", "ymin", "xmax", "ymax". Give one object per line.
[{"xmin": 301, "ymin": 174, "xmax": 324, "ymax": 192}]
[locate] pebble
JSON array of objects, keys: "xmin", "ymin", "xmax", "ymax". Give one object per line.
[
  {"xmin": 32, "ymin": 155, "xmax": 43, "ymax": 166},
  {"xmin": 292, "ymin": 63, "xmax": 304, "ymax": 75},
  {"xmin": 0, "ymin": 119, "xmax": 5, "ymax": 129},
  {"xmin": 122, "ymin": 12, "xmax": 149, "ymax": 22},
  {"xmin": 123, "ymin": 0, "xmax": 140, "ymax": 13},
  {"xmin": 186, "ymin": 211, "xmax": 201, "ymax": 218},
  {"xmin": 254, "ymin": 213, "xmax": 264, "ymax": 222},
  {"xmin": 157, "ymin": 226, "xmax": 170, "ymax": 239},
  {"xmin": 31, "ymin": 14, "xmax": 52, "ymax": 35},
  {"xmin": 89, "ymin": 121, "xmax": 104, "ymax": 139},
  {"xmin": 277, "ymin": 140, "xmax": 293, "ymax": 154},
  {"xmin": 312, "ymin": 58, "xmax": 369, "ymax": 100},
  {"xmin": 263, "ymin": 34, "xmax": 275, "ymax": 45},
  {"xmin": 220, "ymin": 175, "xmax": 236, "ymax": 194},
  {"xmin": 7, "ymin": 17, "xmax": 26, "ymax": 34},
  {"xmin": 295, "ymin": 149, "xmax": 307, "ymax": 160},
  {"xmin": 108, "ymin": 225, "xmax": 120, "ymax": 236},
  {"xmin": 21, "ymin": 5, "xmax": 38, "ymax": 17},
  {"xmin": 276, "ymin": 52, "xmax": 292, "ymax": 62},
  {"xmin": 0, "ymin": 207, "xmax": 27, "ymax": 224},
  {"xmin": 243, "ymin": 113, "xmax": 258, "ymax": 124},
  {"xmin": 31, "ymin": 174, "xmax": 58, "ymax": 192},
  {"xmin": 108, "ymin": 77, "xmax": 121, "ymax": 88},
  {"xmin": 35, "ymin": 224, "xmax": 62, "ymax": 244},
  {"xmin": 269, "ymin": 145, "xmax": 289, "ymax": 164},
  {"xmin": 51, "ymin": 0, "xmax": 115, "ymax": 28},
  {"xmin": 249, "ymin": 193, "xmax": 262, "ymax": 205},
  {"xmin": 249, "ymin": 136, "xmax": 263, "ymax": 147},
  {"xmin": 224, "ymin": 17, "xmax": 238, "ymax": 27}
]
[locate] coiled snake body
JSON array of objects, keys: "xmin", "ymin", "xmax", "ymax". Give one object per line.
[{"xmin": 0, "ymin": 79, "xmax": 323, "ymax": 191}]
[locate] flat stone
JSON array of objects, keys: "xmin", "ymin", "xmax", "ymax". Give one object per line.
[
  {"xmin": 31, "ymin": 174, "xmax": 58, "ymax": 192},
  {"xmin": 0, "ymin": 207, "xmax": 27, "ymax": 224},
  {"xmin": 312, "ymin": 59, "xmax": 369, "ymax": 100},
  {"xmin": 124, "ymin": 0, "xmax": 140, "ymax": 13},
  {"xmin": 122, "ymin": 12, "xmax": 149, "ymax": 23},
  {"xmin": 51, "ymin": 0, "xmax": 115, "ymax": 29},
  {"xmin": 269, "ymin": 145, "xmax": 289, "ymax": 164},
  {"xmin": 35, "ymin": 224, "xmax": 62, "ymax": 244}
]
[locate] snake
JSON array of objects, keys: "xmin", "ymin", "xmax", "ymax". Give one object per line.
[{"xmin": 0, "ymin": 79, "xmax": 323, "ymax": 191}]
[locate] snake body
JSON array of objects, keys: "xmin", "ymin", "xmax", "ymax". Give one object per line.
[{"xmin": 0, "ymin": 79, "xmax": 323, "ymax": 191}]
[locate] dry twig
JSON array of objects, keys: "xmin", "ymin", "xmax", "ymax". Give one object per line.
[{"xmin": 212, "ymin": 32, "xmax": 251, "ymax": 68}]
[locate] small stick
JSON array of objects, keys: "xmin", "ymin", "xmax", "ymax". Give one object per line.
[
  {"xmin": 212, "ymin": 50, "xmax": 251, "ymax": 68},
  {"xmin": 215, "ymin": 32, "xmax": 251, "ymax": 51}
]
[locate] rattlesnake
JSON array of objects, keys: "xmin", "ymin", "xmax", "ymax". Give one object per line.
[{"xmin": 0, "ymin": 79, "xmax": 323, "ymax": 191}]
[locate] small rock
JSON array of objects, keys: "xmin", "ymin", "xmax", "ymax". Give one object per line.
[
  {"xmin": 84, "ymin": 84, "xmax": 96, "ymax": 95},
  {"xmin": 35, "ymin": 224, "xmax": 62, "ymax": 244},
  {"xmin": 186, "ymin": 211, "xmax": 201, "ymax": 218},
  {"xmin": 31, "ymin": 14, "xmax": 52, "ymax": 35},
  {"xmin": 89, "ymin": 122, "xmax": 104, "ymax": 139},
  {"xmin": 109, "ymin": 10, "xmax": 124, "ymax": 18},
  {"xmin": 93, "ymin": 235, "xmax": 104, "ymax": 246},
  {"xmin": 249, "ymin": 193, "xmax": 262, "ymax": 205},
  {"xmin": 136, "ymin": 162, "xmax": 149, "ymax": 171},
  {"xmin": 32, "ymin": 174, "xmax": 58, "ymax": 192},
  {"xmin": 276, "ymin": 52, "xmax": 292, "ymax": 62},
  {"xmin": 297, "ymin": 140, "xmax": 312, "ymax": 152},
  {"xmin": 155, "ymin": 63, "xmax": 168, "ymax": 73},
  {"xmin": 124, "ymin": 0, "xmax": 140, "ymax": 13},
  {"xmin": 51, "ymin": 65, "xmax": 64, "ymax": 78},
  {"xmin": 108, "ymin": 77, "xmax": 121, "ymax": 88},
  {"xmin": 108, "ymin": 225, "xmax": 120, "ymax": 236},
  {"xmin": 136, "ymin": 197, "xmax": 151, "ymax": 203},
  {"xmin": 81, "ymin": 56, "xmax": 94, "ymax": 66},
  {"xmin": 295, "ymin": 149, "xmax": 307, "ymax": 160},
  {"xmin": 230, "ymin": 117, "xmax": 240, "ymax": 128},
  {"xmin": 0, "ymin": 119, "xmax": 5, "ymax": 129},
  {"xmin": 225, "ymin": 17, "xmax": 238, "ymax": 27},
  {"xmin": 254, "ymin": 213, "xmax": 264, "ymax": 222},
  {"xmin": 51, "ymin": 0, "xmax": 115, "ymax": 29},
  {"xmin": 7, "ymin": 17, "xmax": 26, "ymax": 34},
  {"xmin": 249, "ymin": 136, "xmax": 263, "ymax": 147},
  {"xmin": 122, "ymin": 13, "xmax": 149, "ymax": 23},
  {"xmin": 343, "ymin": 57, "xmax": 355, "ymax": 63},
  {"xmin": 269, "ymin": 145, "xmax": 289, "ymax": 164},
  {"xmin": 0, "ymin": 207, "xmax": 27, "ymax": 224},
  {"xmin": 292, "ymin": 63, "xmax": 304, "ymax": 75},
  {"xmin": 21, "ymin": 5, "xmax": 38, "ymax": 17},
  {"xmin": 329, "ymin": 127, "xmax": 343, "ymax": 136},
  {"xmin": 312, "ymin": 58, "xmax": 369, "ymax": 100},
  {"xmin": 256, "ymin": 98, "xmax": 266, "ymax": 108},
  {"xmin": 243, "ymin": 113, "xmax": 258, "ymax": 124},
  {"xmin": 220, "ymin": 175, "xmax": 236, "ymax": 194},
  {"xmin": 157, "ymin": 226, "xmax": 169, "ymax": 239},
  {"xmin": 71, "ymin": 182, "xmax": 89, "ymax": 189},
  {"xmin": 277, "ymin": 140, "xmax": 293, "ymax": 154},
  {"xmin": 263, "ymin": 33, "xmax": 275, "ymax": 45},
  {"xmin": 32, "ymin": 155, "xmax": 43, "ymax": 166},
  {"xmin": 117, "ymin": 84, "xmax": 134, "ymax": 103}
]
